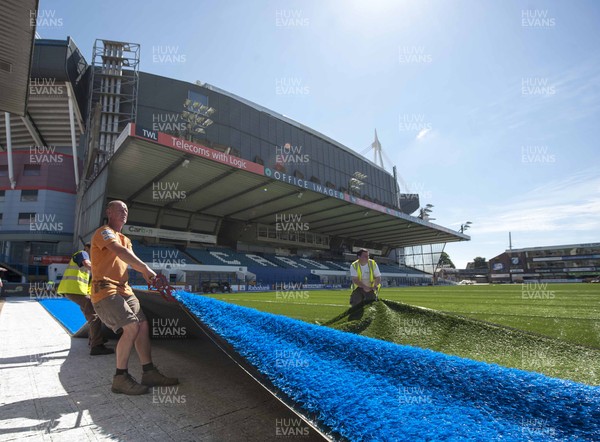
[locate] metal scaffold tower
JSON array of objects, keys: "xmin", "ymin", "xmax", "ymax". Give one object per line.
[{"xmin": 85, "ymin": 39, "xmax": 140, "ymax": 179}]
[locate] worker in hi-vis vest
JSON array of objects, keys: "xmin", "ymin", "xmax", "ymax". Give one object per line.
[
  {"xmin": 57, "ymin": 244, "xmax": 114, "ymax": 355},
  {"xmin": 349, "ymin": 248, "xmax": 381, "ymax": 307}
]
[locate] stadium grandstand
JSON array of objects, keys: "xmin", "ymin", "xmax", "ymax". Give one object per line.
[
  {"xmin": 0, "ymin": 36, "xmax": 469, "ymax": 293},
  {"xmin": 489, "ymin": 243, "xmax": 600, "ymax": 283}
]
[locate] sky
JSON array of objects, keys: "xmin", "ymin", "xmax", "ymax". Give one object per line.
[{"xmin": 36, "ymin": 0, "xmax": 600, "ymax": 268}]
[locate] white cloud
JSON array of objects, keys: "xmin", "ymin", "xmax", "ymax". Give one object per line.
[
  {"xmin": 416, "ymin": 128, "xmax": 432, "ymax": 140},
  {"xmin": 473, "ymin": 168, "xmax": 600, "ymax": 235}
]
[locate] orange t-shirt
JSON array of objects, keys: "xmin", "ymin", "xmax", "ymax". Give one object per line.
[{"xmin": 90, "ymin": 225, "xmax": 134, "ymax": 303}]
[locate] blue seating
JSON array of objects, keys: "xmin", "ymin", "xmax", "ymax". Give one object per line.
[
  {"xmin": 131, "ymin": 241, "xmax": 428, "ymax": 278},
  {"xmin": 131, "ymin": 241, "xmax": 196, "ymax": 266}
]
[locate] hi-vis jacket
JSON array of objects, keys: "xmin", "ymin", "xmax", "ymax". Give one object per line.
[
  {"xmin": 351, "ymin": 259, "xmax": 378, "ymax": 291},
  {"xmin": 57, "ymin": 250, "xmax": 91, "ymax": 296}
]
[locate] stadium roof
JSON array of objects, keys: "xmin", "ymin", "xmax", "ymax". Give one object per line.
[
  {"xmin": 102, "ymin": 124, "xmax": 469, "ymax": 249},
  {"xmin": 0, "ymin": 0, "xmax": 38, "ymax": 116},
  {"xmin": 200, "ymin": 82, "xmax": 387, "ymax": 173},
  {"xmin": 0, "ymin": 38, "xmax": 87, "ymax": 152}
]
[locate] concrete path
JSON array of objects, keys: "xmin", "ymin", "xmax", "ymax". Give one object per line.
[{"xmin": 0, "ymin": 297, "xmax": 328, "ymax": 441}]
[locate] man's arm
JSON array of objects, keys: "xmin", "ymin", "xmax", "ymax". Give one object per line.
[
  {"xmin": 374, "ymin": 276, "xmax": 381, "ymax": 289},
  {"xmin": 373, "ymin": 262, "xmax": 382, "ymax": 291},
  {"xmin": 105, "ymin": 241, "xmax": 156, "ymax": 283},
  {"xmin": 73, "ymin": 251, "xmax": 92, "ymax": 270}
]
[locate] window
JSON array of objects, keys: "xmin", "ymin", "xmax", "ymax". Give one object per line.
[
  {"xmin": 18, "ymin": 212, "xmax": 35, "ymax": 225},
  {"xmin": 0, "ymin": 190, "xmax": 4, "ymax": 202},
  {"xmin": 0, "ymin": 214, "xmax": 2, "ymax": 226},
  {"xmin": 23, "ymin": 164, "xmax": 41, "ymax": 176},
  {"xmin": 21, "ymin": 189, "xmax": 38, "ymax": 202},
  {"xmin": 0, "ymin": 165, "xmax": 7, "ymax": 177}
]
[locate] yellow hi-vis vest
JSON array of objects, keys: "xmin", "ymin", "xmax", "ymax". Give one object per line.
[
  {"xmin": 351, "ymin": 259, "xmax": 377, "ymax": 291},
  {"xmin": 57, "ymin": 251, "xmax": 91, "ymax": 296}
]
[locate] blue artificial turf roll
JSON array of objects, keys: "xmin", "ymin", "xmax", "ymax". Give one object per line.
[
  {"xmin": 38, "ymin": 298, "xmax": 87, "ymax": 335},
  {"xmin": 176, "ymin": 291, "xmax": 600, "ymax": 442}
]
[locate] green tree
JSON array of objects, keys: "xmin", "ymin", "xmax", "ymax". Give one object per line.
[
  {"xmin": 438, "ymin": 251, "xmax": 455, "ymax": 268},
  {"xmin": 473, "ymin": 257, "xmax": 488, "ymax": 269}
]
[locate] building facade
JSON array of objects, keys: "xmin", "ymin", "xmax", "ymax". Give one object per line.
[
  {"xmin": 0, "ymin": 38, "xmax": 87, "ymax": 281},
  {"xmin": 489, "ymin": 243, "xmax": 600, "ymax": 283}
]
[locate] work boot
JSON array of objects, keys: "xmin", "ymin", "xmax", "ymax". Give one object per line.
[
  {"xmin": 141, "ymin": 367, "xmax": 179, "ymax": 386},
  {"xmin": 111, "ymin": 373, "xmax": 149, "ymax": 395},
  {"xmin": 90, "ymin": 345, "xmax": 114, "ymax": 356}
]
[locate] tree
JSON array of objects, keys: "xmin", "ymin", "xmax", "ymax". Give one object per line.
[
  {"xmin": 473, "ymin": 257, "xmax": 488, "ymax": 269},
  {"xmin": 438, "ymin": 251, "xmax": 455, "ymax": 268}
]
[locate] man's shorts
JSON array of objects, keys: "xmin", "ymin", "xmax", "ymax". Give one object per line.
[{"xmin": 93, "ymin": 294, "xmax": 147, "ymax": 333}]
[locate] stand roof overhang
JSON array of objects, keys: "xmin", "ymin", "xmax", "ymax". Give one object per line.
[{"xmin": 101, "ymin": 124, "xmax": 469, "ymax": 248}]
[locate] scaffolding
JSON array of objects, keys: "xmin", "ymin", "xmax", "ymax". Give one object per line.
[{"xmin": 86, "ymin": 39, "xmax": 140, "ymax": 178}]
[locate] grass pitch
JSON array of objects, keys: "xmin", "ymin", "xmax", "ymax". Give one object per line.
[{"xmin": 207, "ymin": 284, "xmax": 600, "ymax": 385}]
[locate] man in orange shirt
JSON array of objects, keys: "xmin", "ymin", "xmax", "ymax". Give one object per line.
[{"xmin": 91, "ymin": 200, "xmax": 178, "ymax": 395}]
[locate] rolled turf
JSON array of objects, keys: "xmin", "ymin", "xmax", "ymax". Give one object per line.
[
  {"xmin": 38, "ymin": 297, "xmax": 86, "ymax": 334},
  {"xmin": 177, "ymin": 291, "xmax": 599, "ymax": 441}
]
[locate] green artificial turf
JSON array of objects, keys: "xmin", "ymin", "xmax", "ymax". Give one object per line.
[{"xmin": 207, "ymin": 284, "xmax": 600, "ymax": 385}]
